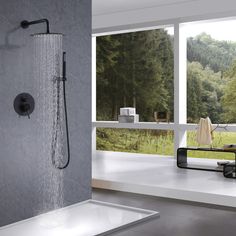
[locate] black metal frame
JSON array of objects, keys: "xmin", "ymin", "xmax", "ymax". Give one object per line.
[{"xmin": 177, "ymin": 147, "xmax": 236, "ymax": 177}]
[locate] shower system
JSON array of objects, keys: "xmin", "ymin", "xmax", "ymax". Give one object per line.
[{"xmin": 14, "ymin": 19, "xmax": 70, "ymax": 170}]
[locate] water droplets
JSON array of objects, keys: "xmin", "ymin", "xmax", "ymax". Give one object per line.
[{"xmin": 33, "ymin": 34, "xmax": 65, "ymax": 213}]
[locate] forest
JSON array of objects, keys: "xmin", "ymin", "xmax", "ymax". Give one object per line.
[
  {"xmin": 187, "ymin": 33, "xmax": 236, "ymax": 123},
  {"xmin": 96, "ymin": 29, "xmax": 236, "ymax": 157}
]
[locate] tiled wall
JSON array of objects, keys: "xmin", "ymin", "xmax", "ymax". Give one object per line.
[{"xmin": 0, "ymin": 0, "xmax": 91, "ymax": 226}]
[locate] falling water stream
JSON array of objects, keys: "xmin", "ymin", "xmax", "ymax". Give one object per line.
[{"xmin": 33, "ymin": 34, "xmax": 65, "ymax": 214}]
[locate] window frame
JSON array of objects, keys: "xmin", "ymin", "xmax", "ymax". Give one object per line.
[{"xmin": 92, "ymin": 21, "xmax": 236, "ymax": 159}]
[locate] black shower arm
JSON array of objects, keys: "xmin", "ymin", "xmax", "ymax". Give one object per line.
[{"xmin": 21, "ymin": 19, "xmax": 50, "ymax": 34}]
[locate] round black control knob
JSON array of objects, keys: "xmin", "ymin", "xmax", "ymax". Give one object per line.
[{"xmin": 14, "ymin": 93, "xmax": 35, "ymax": 118}]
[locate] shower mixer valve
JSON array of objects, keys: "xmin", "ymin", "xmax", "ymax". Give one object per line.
[{"xmin": 13, "ymin": 93, "xmax": 35, "ymax": 119}]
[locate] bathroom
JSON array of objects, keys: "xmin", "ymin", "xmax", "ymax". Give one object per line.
[{"xmin": 1, "ymin": 0, "xmax": 236, "ymax": 235}]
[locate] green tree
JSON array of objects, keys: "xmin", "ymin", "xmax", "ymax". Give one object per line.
[
  {"xmin": 221, "ymin": 60, "xmax": 236, "ymax": 123},
  {"xmin": 187, "ymin": 62, "xmax": 223, "ymax": 123},
  {"xmin": 187, "ymin": 62, "xmax": 203, "ymax": 122},
  {"xmin": 188, "ymin": 33, "xmax": 236, "ymax": 73},
  {"xmin": 96, "ymin": 29, "xmax": 174, "ymax": 121},
  {"xmin": 96, "ymin": 35, "xmax": 120, "ymax": 120}
]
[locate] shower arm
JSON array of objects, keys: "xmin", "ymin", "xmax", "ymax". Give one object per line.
[{"xmin": 21, "ymin": 19, "xmax": 50, "ymax": 34}]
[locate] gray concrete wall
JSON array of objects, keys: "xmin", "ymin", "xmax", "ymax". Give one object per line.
[{"xmin": 0, "ymin": 0, "xmax": 91, "ymax": 227}]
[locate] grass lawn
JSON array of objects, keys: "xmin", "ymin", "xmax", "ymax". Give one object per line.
[{"xmin": 97, "ymin": 128, "xmax": 236, "ymax": 160}]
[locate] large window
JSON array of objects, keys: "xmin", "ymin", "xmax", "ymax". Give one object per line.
[
  {"xmin": 186, "ymin": 20, "xmax": 236, "ymax": 124},
  {"xmin": 96, "ymin": 28, "xmax": 174, "ymax": 122},
  {"xmin": 93, "ymin": 18, "xmax": 236, "ymax": 160},
  {"xmin": 95, "ymin": 27, "xmax": 174, "ymax": 156}
]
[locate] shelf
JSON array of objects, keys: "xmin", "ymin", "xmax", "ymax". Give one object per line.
[
  {"xmin": 177, "ymin": 163, "xmax": 223, "ymax": 172},
  {"xmin": 182, "ymin": 147, "xmax": 236, "ymax": 153}
]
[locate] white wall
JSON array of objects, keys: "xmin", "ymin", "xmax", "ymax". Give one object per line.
[{"xmin": 93, "ymin": 0, "xmax": 236, "ymax": 34}]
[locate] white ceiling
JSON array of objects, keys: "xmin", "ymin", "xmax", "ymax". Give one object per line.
[{"xmin": 93, "ymin": 0, "xmax": 196, "ymax": 16}]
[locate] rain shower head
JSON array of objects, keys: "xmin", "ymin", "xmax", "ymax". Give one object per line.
[
  {"xmin": 21, "ymin": 19, "xmax": 50, "ymax": 34},
  {"xmin": 32, "ymin": 33, "xmax": 63, "ymax": 37}
]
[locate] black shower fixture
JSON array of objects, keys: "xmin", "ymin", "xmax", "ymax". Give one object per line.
[
  {"xmin": 14, "ymin": 93, "xmax": 35, "ymax": 119},
  {"xmin": 20, "ymin": 20, "xmax": 71, "ymax": 170},
  {"xmin": 21, "ymin": 19, "xmax": 50, "ymax": 34}
]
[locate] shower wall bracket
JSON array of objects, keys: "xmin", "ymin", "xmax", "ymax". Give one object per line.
[{"xmin": 14, "ymin": 93, "xmax": 35, "ymax": 119}]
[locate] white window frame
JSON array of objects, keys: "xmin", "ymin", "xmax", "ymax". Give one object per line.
[{"xmin": 92, "ymin": 20, "xmax": 236, "ymax": 159}]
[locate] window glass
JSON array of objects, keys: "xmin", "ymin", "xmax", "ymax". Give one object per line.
[
  {"xmin": 187, "ymin": 131, "xmax": 236, "ymax": 160},
  {"xmin": 96, "ymin": 28, "xmax": 174, "ymax": 122},
  {"xmin": 97, "ymin": 128, "xmax": 174, "ymax": 156},
  {"xmin": 186, "ymin": 20, "xmax": 236, "ymax": 124}
]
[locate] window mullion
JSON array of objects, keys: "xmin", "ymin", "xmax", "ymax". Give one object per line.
[{"xmin": 174, "ymin": 23, "xmax": 187, "ymax": 157}]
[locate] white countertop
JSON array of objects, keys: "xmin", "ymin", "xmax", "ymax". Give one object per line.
[{"xmin": 92, "ymin": 151, "xmax": 236, "ymax": 207}]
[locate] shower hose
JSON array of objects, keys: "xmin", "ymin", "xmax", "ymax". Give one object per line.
[{"xmin": 51, "ymin": 52, "xmax": 70, "ymax": 169}]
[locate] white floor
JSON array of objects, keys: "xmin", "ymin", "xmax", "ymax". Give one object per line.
[
  {"xmin": 92, "ymin": 151, "xmax": 236, "ymax": 208},
  {"xmin": 0, "ymin": 200, "xmax": 158, "ymax": 236}
]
